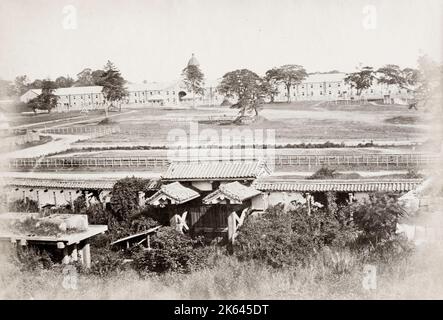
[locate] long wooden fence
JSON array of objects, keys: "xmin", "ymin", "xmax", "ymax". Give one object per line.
[
  {"xmin": 41, "ymin": 125, "xmax": 120, "ymax": 135},
  {"xmin": 4, "ymin": 153, "xmax": 441, "ymax": 171}
]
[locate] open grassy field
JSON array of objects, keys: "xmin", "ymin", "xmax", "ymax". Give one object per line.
[{"xmin": 80, "ymin": 102, "xmax": 430, "ymax": 146}]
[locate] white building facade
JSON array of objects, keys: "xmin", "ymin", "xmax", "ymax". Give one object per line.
[{"xmin": 273, "ymin": 72, "xmax": 413, "ymax": 104}]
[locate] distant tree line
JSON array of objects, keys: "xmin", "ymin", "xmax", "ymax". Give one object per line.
[{"xmin": 8, "ymin": 60, "xmax": 128, "ymax": 114}]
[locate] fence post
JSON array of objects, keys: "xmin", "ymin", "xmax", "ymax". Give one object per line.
[{"xmin": 227, "ymin": 211, "xmax": 236, "ymax": 244}]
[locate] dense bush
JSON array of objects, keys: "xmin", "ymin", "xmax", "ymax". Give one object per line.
[
  {"xmin": 235, "ymin": 194, "xmax": 413, "ymax": 268},
  {"xmin": 14, "ymin": 246, "xmax": 54, "ymax": 271},
  {"xmin": 9, "ymin": 198, "xmax": 39, "ymax": 212},
  {"xmin": 133, "ymin": 227, "xmax": 211, "ymax": 274},
  {"xmin": 234, "ymin": 204, "xmax": 358, "ymax": 268},
  {"xmin": 110, "ymin": 177, "xmax": 150, "ymax": 220},
  {"xmin": 343, "ymin": 193, "xmax": 413, "ymax": 262},
  {"xmin": 89, "ymin": 247, "xmax": 127, "ymax": 277},
  {"xmin": 307, "ymin": 167, "xmax": 337, "ymax": 179}
]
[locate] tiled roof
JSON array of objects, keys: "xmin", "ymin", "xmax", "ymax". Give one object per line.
[
  {"xmin": 203, "ymin": 181, "xmax": 261, "ymax": 204},
  {"xmin": 253, "ymin": 179, "xmax": 422, "ymax": 192},
  {"xmin": 163, "ymin": 160, "xmax": 271, "ymax": 181},
  {"xmin": 146, "ymin": 182, "xmax": 200, "ymax": 205},
  {"xmin": 2, "ymin": 178, "xmax": 161, "ymax": 191}
]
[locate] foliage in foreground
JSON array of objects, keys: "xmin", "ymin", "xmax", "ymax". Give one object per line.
[
  {"xmin": 133, "ymin": 227, "xmax": 214, "ymax": 274},
  {"xmin": 235, "ymin": 194, "xmax": 413, "ymax": 269}
]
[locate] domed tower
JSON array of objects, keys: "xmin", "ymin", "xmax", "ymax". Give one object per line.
[{"xmin": 187, "ymin": 53, "xmax": 200, "ymax": 67}]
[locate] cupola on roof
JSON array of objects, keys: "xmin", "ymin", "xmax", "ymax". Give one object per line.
[{"xmin": 187, "ymin": 53, "xmax": 199, "ymax": 67}]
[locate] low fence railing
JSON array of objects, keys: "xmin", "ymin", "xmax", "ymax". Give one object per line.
[
  {"xmin": 41, "ymin": 125, "xmax": 120, "ymax": 136},
  {"xmin": 4, "ymin": 153, "xmax": 441, "ymax": 170}
]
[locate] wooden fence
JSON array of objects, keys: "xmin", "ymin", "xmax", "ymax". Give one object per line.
[
  {"xmin": 41, "ymin": 125, "xmax": 120, "ymax": 135},
  {"xmin": 5, "ymin": 153, "xmax": 440, "ymax": 170}
]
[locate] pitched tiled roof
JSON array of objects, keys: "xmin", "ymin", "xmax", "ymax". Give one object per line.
[
  {"xmin": 163, "ymin": 160, "xmax": 271, "ymax": 181},
  {"xmin": 146, "ymin": 182, "xmax": 200, "ymax": 205},
  {"xmin": 253, "ymin": 179, "xmax": 422, "ymax": 192},
  {"xmin": 203, "ymin": 181, "xmax": 261, "ymax": 204},
  {"xmin": 2, "ymin": 178, "xmax": 161, "ymax": 191}
]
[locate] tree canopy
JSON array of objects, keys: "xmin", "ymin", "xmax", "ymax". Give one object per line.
[
  {"xmin": 27, "ymin": 79, "xmax": 59, "ymax": 113},
  {"xmin": 182, "ymin": 64, "xmax": 204, "ymax": 108},
  {"xmin": 344, "ymin": 66, "xmax": 375, "ymax": 96},
  {"xmin": 265, "ymin": 65, "xmax": 307, "ymax": 102},
  {"xmin": 218, "ymin": 69, "xmax": 268, "ymax": 119},
  {"xmin": 100, "ymin": 61, "xmax": 128, "ymax": 113}
]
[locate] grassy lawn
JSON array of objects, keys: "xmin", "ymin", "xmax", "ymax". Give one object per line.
[{"xmin": 81, "ymin": 101, "xmax": 428, "ymax": 145}]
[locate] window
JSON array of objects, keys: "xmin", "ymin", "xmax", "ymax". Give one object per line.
[
  {"xmin": 96, "ymin": 95, "xmax": 98, "ymax": 98},
  {"xmin": 310, "ymin": 85, "xmax": 313, "ymax": 88},
  {"xmin": 329, "ymin": 84, "xmax": 331, "ymax": 87},
  {"xmin": 311, "ymin": 92, "xmax": 313, "ymax": 96},
  {"xmin": 167, "ymin": 91, "xmax": 169, "ymax": 95},
  {"xmin": 320, "ymin": 92, "xmax": 323, "ymax": 95},
  {"xmin": 329, "ymin": 91, "xmax": 331, "ymax": 95},
  {"xmin": 338, "ymin": 84, "xmax": 340, "ymax": 87},
  {"xmin": 302, "ymin": 92, "xmax": 305, "ymax": 96}
]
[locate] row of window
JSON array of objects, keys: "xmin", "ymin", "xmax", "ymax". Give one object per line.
[{"xmin": 132, "ymin": 90, "xmax": 176, "ymax": 97}]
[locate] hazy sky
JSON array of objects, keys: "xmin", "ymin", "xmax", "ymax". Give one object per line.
[{"xmin": 0, "ymin": 0, "xmax": 442, "ymax": 83}]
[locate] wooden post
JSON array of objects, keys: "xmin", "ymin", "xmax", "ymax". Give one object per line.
[
  {"xmin": 71, "ymin": 244, "xmax": 78, "ymax": 262},
  {"xmin": 69, "ymin": 192, "xmax": 74, "ymax": 212},
  {"xmin": 227, "ymin": 211, "xmax": 236, "ymax": 244},
  {"xmin": 78, "ymin": 245, "xmax": 84, "ymax": 265},
  {"xmin": 306, "ymin": 193, "xmax": 311, "ymax": 216},
  {"xmin": 53, "ymin": 191, "xmax": 57, "ymax": 207},
  {"xmin": 62, "ymin": 247, "xmax": 70, "ymax": 264},
  {"xmin": 82, "ymin": 241, "xmax": 91, "ymax": 269},
  {"xmin": 36, "ymin": 190, "xmax": 41, "ymax": 210},
  {"xmin": 138, "ymin": 191, "xmax": 145, "ymax": 207}
]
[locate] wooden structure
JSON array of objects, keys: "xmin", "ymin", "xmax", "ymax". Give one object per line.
[
  {"xmin": 0, "ymin": 212, "xmax": 107, "ymax": 268},
  {"xmin": 5, "ymin": 153, "xmax": 440, "ymax": 171},
  {"xmin": 110, "ymin": 226, "xmax": 161, "ymax": 250},
  {"xmin": 145, "ymin": 161, "xmax": 268, "ymax": 239}
]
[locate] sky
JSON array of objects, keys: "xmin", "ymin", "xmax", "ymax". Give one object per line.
[{"xmin": 0, "ymin": 0, "xmax": 442, "ymax": 83}]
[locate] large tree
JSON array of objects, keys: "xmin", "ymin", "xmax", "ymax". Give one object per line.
[
  {"xmin": 100, "ymin": 60, "xmax": 128, "ymax": 115},
  {"xmin": 218, "ymin": 69, "xmax": 268, "ymax": 121},
  {"xmin": 344, "ymin": 66, "xmax": 375, "ymax": 97},
  {"xmin": 265, "ymin": 65, "xmax": 307, "ymax": 102},
  {"xmin": 413, "ymin": 55, "xmax": 443, "ymax": 110},
  {"xmin": 8, "ymin": 75, "xmax": 30, "ymax": 96},
  {"xmin": 55, "ymin": 75, "xmax": 75, "ymax": 88},
  {"xmin": 27, "ymin": 79, "xmax": 59, "ymax": 113},
  {"xmin": 376, "ymin": 64, "xmax": 406, "ymax": 88},
  {"xmin": 263, "ymin": 69, "xmax": 281, "ymax": 103},
  {"xmin": 182, "ymin": 64, "xmax": 204, "ymax": 108}
]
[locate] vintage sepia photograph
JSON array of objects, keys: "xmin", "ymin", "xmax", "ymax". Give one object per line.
[{"xmin": 0, "ymin": 0, "xmax": 442, "ymax": 303}]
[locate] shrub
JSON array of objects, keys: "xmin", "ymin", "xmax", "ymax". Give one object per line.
[
  {"xmin": 307, "ymin": 167, "xmax": 337, "ymax": 179},
  {"xmin": 14, "ymin": 246, "xmax": 54, "ymax": 271},
  {"xmin": 344, "ymin": 194, "xmax": 405, "ymax": 248},
  {"xmin": 133, "ymin": 227, "xmax": 211, "ymax": 274},
  {"xmin": 89, "ymin": 247, "xmax": 127, "ymax": 277},
  {"xmin": 234, "ymin": 204, "xmax": 357, "ymax": 268},
  {"xmin": 9, "ymin": 198, "xmax": 39, "ymax": 212},
  {"xmin": 110, "ymin": 177, "xmax": 150, "ymax": 220},
  {"xmin": 405, "ymin": 168, "xmax": 423, "ymax": 179}
]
